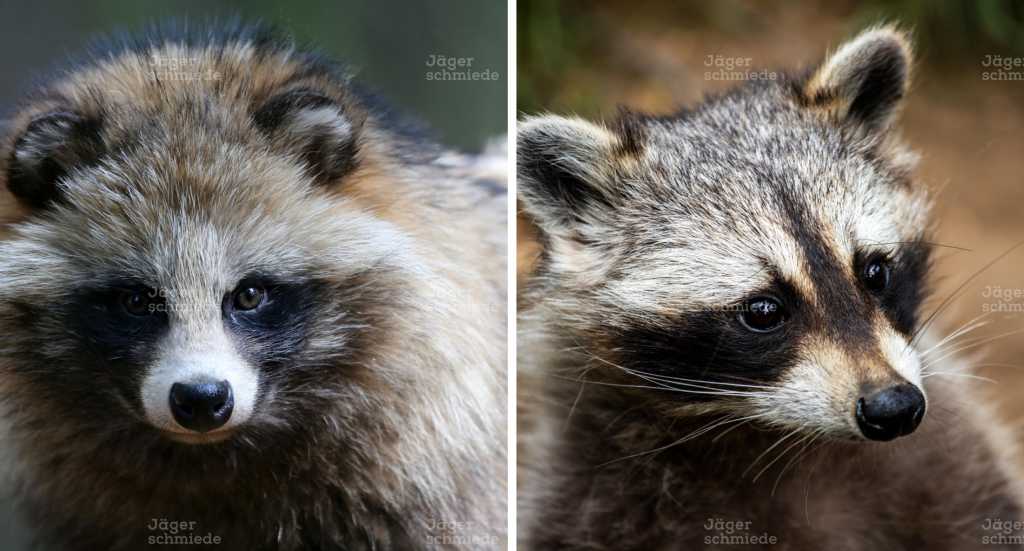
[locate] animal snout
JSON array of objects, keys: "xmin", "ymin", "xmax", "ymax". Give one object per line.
[
  {"xmin": 855, "ymin": 383, "xmax": 926, "ymax": 441},
  {"xmin": 168, "ymin": 379, "xmax": 234, "ymax": 433}
]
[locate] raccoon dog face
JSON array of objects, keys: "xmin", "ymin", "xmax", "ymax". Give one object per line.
[
  {"xmin": 0, "ymin": 38, "xmax": 419, "ymax": 452},
  {"xmin": 520, "ymin": 28, "xmax": 932, "ymax": 442}
]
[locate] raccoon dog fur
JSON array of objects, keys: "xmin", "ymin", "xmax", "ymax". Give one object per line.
[
  {"xmin": 518, "ymin": 26, "xmax": 1024, "ymax": 550},
  {"xmin": 0, "ymin": 22, "xmax": 506, "ymax": 551}
]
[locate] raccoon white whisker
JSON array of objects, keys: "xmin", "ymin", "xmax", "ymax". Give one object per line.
[
  {"xmin": 584, "ymin": 351, "xmax": 779, "ymax": 392},
  {"xmin": 908, "ymin": 239, "xmax": 1024, "ymax": 351},
  {"xmin": 743, "ymin": 428, "xmax": 802, "ymax": 480},
  {"xmin": 922, "ymin": 328, "xmax": 1024, "ymax": 369},
  {"xmin": 770, "ymin": 430, "xmax": 821, "ymax": 495},
  {"xmin": 919, "ymin": 312, "xmax": 992, "ymax": 357},
  {"xmin": 563, "ymin": 365, "xmax": 599, "ymax": 427},
  {"xmin": 616, "ymin": 367, "xmax": 778, "ymax": 390},
  {"xmin": 753, "ymin": 429, "xmax": 815, "ymax": 485},
  {"xmin": 618, "ymin": 370, "xmax": 775, "ymax": 398},
  {"xmin": 921, "ymin": 372, "xmax": 997, "ymax": 384},
  {"xmin": 965, "ymin": 362, "xmax": 1024, "ymax": 370},
  {"xmin": 855, "ymin": 239, "xmax": 971, "ymax": 252},
  {"xmin": 786, "ymin": 429, "xmax": 827, "ymax": 492},
  {"xmin": 600, "ymin": 412, "xmax": 772, "ymax": 466},
  {"xmin": 555, "ymin": 375, "xmax": 770, "ymax": 399}
]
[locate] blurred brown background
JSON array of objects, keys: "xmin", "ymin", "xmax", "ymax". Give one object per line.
[{"xmin": 518, "ymin": 0, "xmax": 1024, "ymax": 442}]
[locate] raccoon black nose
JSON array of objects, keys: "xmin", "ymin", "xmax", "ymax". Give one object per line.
[
  {"xmin": 855, "ymin": 383, "xmax": 926, "ymax": 441},
  {"xmin": 169, "ymin": 380, "xmax": 234, "ymax": 433}
]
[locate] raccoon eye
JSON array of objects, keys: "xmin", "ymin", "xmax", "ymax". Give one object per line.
[
  {"xmin": 739, "ymin": 297, "xmax": 786, "ymax": 333},
  {"xmin": 120, "ymin": 289, "xmax": 155, "ymax": 316},
  {"xmin": 862, "ymin": 258, "xmax": 890, "ymax": 292},
  {"xmin": 232, "ymin": 285, "xmax": 266, "ymax": 311}
]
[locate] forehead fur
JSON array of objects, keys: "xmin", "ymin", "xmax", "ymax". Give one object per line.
[
  {"xmin": 24, "ymin": 36, "xmax": 355, "ymax": 130},
  {"xmin": 0, "ymin": 147, "xmax": 409, "ymax": 297},
  {"xmin": 0, "ymin": 30, "xmax": 419, "ymax": 293},
  {"xmin": 597, "ymin": 87, "xmax": 929, "ymax": 313}
]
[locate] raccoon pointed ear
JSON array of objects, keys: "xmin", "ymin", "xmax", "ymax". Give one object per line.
[
  {"xmin": 253, "ymin": 88, "xmax": 364, "ymax": 186},
  {"xmin": 5, "ymin": 110, "xmax": 103, "ymax": 209},
  {"xmin": 518, "ymin": 115, "xmax": 632, "ymax": 239},
  {"xmin": 799, "ymin": 26, "xmax": 912, "ymax": 132}
]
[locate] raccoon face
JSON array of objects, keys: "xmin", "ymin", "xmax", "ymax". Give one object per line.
[
  {"xmin": 520, "ymin": 27, "xmax": 932, "ymax": 442},
  {"xmin": 0, "ymin": 74, "xmax": 411, "ymax": 447}
]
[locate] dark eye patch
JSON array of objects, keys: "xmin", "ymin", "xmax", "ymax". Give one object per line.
[
  {"xmin": 602, "ymin": 280, "xmax": 807, "ymax": 403},
  {"xmin": 858, "ymin": 241, "xmax": 931, "ymax": 337},
  {"xmin": 52, "ymin": 281, "xmax": 170, "ymax": 413},
  {"xmin": 66, "ymin": 282, "xmax": 169, "ymax": 357},
  {"xmin": 222, "ymin": 275, "xmax": 320, "ymax": 368}
]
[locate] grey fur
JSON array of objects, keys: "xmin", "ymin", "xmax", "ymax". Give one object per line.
[
  {"xmin": 518, "ymin": 26, "xmax": 1024, "ymax": 550},
  {"xmin": 0, "ymin": 25, "xmax": 506, "ymax": 551}
]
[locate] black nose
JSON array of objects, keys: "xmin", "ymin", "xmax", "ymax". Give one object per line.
[
  {"xmin": 855, "ymin": 383, "xmax": 925, "ymax": 441},
  {"xmin": 169, "ymin": 380, "xmax": 234, "ymax": 433}
]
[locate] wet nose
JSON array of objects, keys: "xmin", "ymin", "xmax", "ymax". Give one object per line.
[
  {"xmin": 169, "ymin": 380, "xmax": 234, "ymax": 433},
  {"xmin": 855, "ymin": 383, "xmax": 926, "ymax": 441}
]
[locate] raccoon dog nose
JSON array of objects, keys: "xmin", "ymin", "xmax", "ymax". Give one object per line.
[
  {"xmin": 855, "ymin": 383, "xmax": 925, "ymax": 441},
  {"xmin": 169, "ymin": 380, "xmax": 234, "ymax": 433}
]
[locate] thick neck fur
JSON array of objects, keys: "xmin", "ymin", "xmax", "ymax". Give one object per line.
[
  {"xmin": 519, "ymin": 324, "xmax": 1024, "ymax": 551},
  {"xmin": 5, "ymin": 275, "xmax": 504, "ymax": 551},
  {"xmin": 1, "ymin": 153, "xmax": 507, "ymax": 551}
]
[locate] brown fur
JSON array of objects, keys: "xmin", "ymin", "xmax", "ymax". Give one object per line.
[{"xmin": 0, "ymin": 26, "xmax": 505, "ymax": 551}]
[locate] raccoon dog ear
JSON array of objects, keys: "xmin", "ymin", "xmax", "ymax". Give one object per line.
[
  {"xmin": 253, "ymin": 88, "xmax": 364, "ymax": 186},
  {"xmin": 799, "ymin": 26, "xmax": 912, "ymax": 132},
  {"xmin": 5, "ymin": 110, "xmax": 103, "ymax": 209},
  {"xmin": 517, "ymin": 115, "xmax": 635, "ymax": 241}
]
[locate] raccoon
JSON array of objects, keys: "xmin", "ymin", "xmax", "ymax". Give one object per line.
[
  {"xmin": 518, "ymin": 26, "xmax": 1024, "ymax": 550},
  {"xmin": 0, "ymin": 23, "xmax": 506, "ymax": 551}
]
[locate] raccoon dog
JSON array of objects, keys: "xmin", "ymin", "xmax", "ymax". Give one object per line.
[
  {"xmin": 0, "ymin": 23, "xmax": 505, "ymax": 550},
  {"xmin": 518, "ymin": 26, "xmax": 1024, "ymax": 550}
]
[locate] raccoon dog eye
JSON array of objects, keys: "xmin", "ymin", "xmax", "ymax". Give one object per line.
[
  {"xmin": 232, "ymin": 285, "xmax": 267, "ymax": 311},
  {"xmin": 739, "ymin": 297, "xmax": 786, "ymax": 333},
  {"xmin": 120, "ymin": 289, "xmax": 157, "ymax": 316},
  {"xmin": 862, "ymin": 258, "xmax": 890, "ymax": 292}
]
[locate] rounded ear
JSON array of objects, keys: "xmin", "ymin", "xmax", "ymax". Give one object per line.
[
  {"xmin": 798, "ymin": 26, "xmax": 912, "ymax": 132},
  {"xmin": 252, "ymin": 88, "xmax": 365, "ymax": 186},
  {"xmin": 5, "ymin": 110, "xmax": 103, "ymax": 209}
]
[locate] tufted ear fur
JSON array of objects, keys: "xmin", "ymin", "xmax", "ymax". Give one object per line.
[
  {"xmin": 517, "ymin": 114, "xmax": 644, "ymax": 243},
  {"xmin": 253, "ymin": 88, "xmax": 365, "ymax": 186},
  {"xmin": 5, "ymin": 110, "xmax": 104, "ymax": 209},
  {"xmin": 798, "ymin": 26, "xmax": 912, "ymax": 132}
]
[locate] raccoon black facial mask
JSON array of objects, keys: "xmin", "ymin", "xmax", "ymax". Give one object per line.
[{"xmin": 517, "ymin": 26, "xmax": 931, "ymax": 441}]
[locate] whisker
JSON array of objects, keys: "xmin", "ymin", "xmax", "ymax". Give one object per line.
[
  {"xmin": 599, "ymin": 412, "xmax": 772, "ymax": 466},
  {"xmin": 742, "ymin": 428, "xmax": 800, "ymax": 479},
  {"xmin": 855, "ymin": 238, "xmax": 972, "ymax": 252},
  {"xmin": 551, "ymin": 374, "xmax": 770, "ymax": 398},
  {"xmin": 919, "ymin": 312, "xmax": 992, "ymax": 357},
  {"xmin": 922, "ymin": 327, "xmax": 1024, "ymax": 368},
  {"xmin": 921, "ymin": 372, "xmax": 998, "ymax": 384},
  {"xmin": 771, "ymin": 428, "xmax": 824, "ymax": 496},
  {"xmin": 909, "ymin": 239, "xmax": 1024, "ymax": 351}
]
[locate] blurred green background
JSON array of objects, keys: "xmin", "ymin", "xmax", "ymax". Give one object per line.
[{"xmin": 0, "ymin": 0, "xmax": 507, "ymax": 151}]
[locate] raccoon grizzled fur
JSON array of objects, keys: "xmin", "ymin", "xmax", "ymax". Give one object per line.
[
  {"xmin": 0, "ymin": 23, "xmax": 505, "ymax": 550},
  {"xmin": 518, "ymin": 26, "xmax": 1024, "ymax": 550}
]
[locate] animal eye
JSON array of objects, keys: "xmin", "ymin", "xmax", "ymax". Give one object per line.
[
  {"xmin": 862, "ymin": 257, "xmax": 890, "ymax": 292},
  {"xmin": 232, "ymin": 285, "xmax": 266, "ymax": 311},
  {"xmin": 120, "ymin": 289, "xmax": 155, "ymax": 316},
  {"xmin": 739, "ymin": 297, "xmax": 786, "ymax": 333}
]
